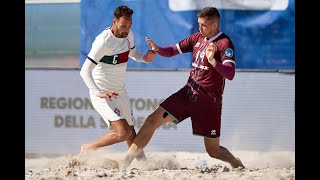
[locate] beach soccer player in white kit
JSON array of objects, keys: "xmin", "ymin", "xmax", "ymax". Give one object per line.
[{"xmin": 79, "ymin": 5, "xmax": 156, "ymax": 160}]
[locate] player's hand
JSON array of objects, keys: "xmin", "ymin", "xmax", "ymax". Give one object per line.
[
  {"xmin": 145, "ymin": 37, "xmax": 159, "ymax": 52},
  {"xmin": 98, "ymin": 91, "xmax": 119, "ymax": 100},
  {"xmin": 143, "ymin": 50, "xmax": 156, "ymax": 63},
  {"xmin": 206, "ymin": 42, "xmax": 217, "ymax": 66}
]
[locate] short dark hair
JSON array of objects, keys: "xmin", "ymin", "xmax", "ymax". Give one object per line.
[
  {"xmin": 197, "ymin": 7, "xmax": 220, "ymax": 22},
  {"xmin": 114, "ymin": 5, "xmax": 134, "ymax": 19}
]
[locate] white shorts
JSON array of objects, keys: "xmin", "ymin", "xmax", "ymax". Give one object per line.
[{"xmin": 89, "ymin": 91, "xmax": 134, "ymax": 128}]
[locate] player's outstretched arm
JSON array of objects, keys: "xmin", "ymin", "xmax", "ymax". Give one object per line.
[{"xmin": 145, "ymin": 37, "xmax": 180, "ymax": 57}]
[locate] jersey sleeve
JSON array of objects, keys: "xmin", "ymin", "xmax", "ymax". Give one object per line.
[
  {"xmin": 87, "ymin": 33, "xmax": 109, "ymax": 63},
  {"xmin": 176, "ymin": 33, "xmax": 198, "ymax": 54},
  {"xmin": 80, "ymin": 58, "xmax": 102, "ymax": 96},
  {"xmin": 219, "ymin": 38, "xmax": 236, "ymax": 66},
  {"xmin": 80, "ymin": 32, "xmax": 108, "ymax": 96},
  {"xmin": 128, "ymin": 30, "xmax": 147, "ymax": 62}
]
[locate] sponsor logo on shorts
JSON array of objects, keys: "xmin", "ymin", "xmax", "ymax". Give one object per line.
[
  {"xmin": 211, "ymin": 129, "xmax": 216, "ymax": 135},
  {"xmin": 114, "ymin": 108, "xmax": 121, "ymax": 116}
]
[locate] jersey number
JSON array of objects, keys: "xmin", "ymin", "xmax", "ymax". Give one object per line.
[
  {"xmin": 195, "ymin": 51, "xmax": 205, "ymax": 63},
  {"xmin": 113, "ymin": 55, "xmax": 118, "ymax": 64}
]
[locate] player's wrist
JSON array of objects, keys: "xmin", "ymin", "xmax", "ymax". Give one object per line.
[
  {"xmin": 209, "ymin": 58, "xmax": 217, "ymax": 66},
  {"xmin": 153, "ymin": 47, "xmax": 159, "ymax": 53},
  {"xmin": 150, "ymin": 49, "xmax": 158, "ymax": 54}
]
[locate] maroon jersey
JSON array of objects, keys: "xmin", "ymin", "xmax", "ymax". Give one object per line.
[{"xmin": 177, "ymin": 32, "xmax": 236, "ymax": 99}]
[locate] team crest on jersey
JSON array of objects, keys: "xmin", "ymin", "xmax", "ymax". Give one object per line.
[
  {"xmin": 225, "ymin": 48, "xmax": 233, "ymax": 57},
  {"xmin": 114, "ymin": 108, "xmax": 121, "ymax": 116}
]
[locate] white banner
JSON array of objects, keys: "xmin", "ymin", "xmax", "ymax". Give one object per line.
[
  {"xmin": 169, "ymin": 0, "xmax": 289, "ymax": 11},
  {"xmin": 25, "ymin": 70, "xmax": 295, "ymax": 155}
]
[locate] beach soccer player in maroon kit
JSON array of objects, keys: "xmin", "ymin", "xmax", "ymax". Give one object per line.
[{"xmin": 123, "ymin": 6, "xmax": 245, "ymax": 169}]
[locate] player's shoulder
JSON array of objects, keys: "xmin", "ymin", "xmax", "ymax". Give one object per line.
[
  {"xmin": 190, "ymin": 32, "xmax": 202, "ymax": 38},
  {"xmin": 91, "ymin": 27, "xmax": 114, "ymax": 48},
  {"xmin": 218, "ymin": 33, "xmax": 232, "ymax": 42},
  {"xmin": 100, "ymin": 27, "xmax": 113, "ymax": 39},
  {"xmin": 187, "ymin": 32, "xmax": 203, "ymax": 42},
  {"xmin": 217, "ymin": 33, "xmax": 234, "ymax": 46},
  {"xmin": 96, "ymin": 27, "xmax": 116, "ymax": 44}
]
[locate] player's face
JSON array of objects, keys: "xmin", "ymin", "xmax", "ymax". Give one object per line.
[
  {"xmin": 198, "ymin": 17, "xmax": 217, "ymax": 38},
  {"xmin": 114, "ymin": 16, "xmax": 132, "ymax": 38}
]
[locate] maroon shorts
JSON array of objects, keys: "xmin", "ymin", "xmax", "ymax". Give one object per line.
[{"xmin": 160, "ymin": 86, "xmax": 222, "ymax": 138}]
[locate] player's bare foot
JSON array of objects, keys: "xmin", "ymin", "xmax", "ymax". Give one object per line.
[
  {"xmin": 79, "ymin": 144, "xmax": 97, "ymax": 158},
  {"xmin": 231, "ymin": 157, "xmax": 245, "ymax": 169}
]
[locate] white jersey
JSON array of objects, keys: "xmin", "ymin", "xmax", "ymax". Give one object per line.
[{"xmin": 80, "ymin": 27, "xmax": 147, "ymax": 96}]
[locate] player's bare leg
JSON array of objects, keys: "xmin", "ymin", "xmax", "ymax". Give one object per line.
[
  {"xmin": 125, "ymin": 126, "xmax": 147, "ymax": 161},
  {"xmin": 79, "ymin": 119, "xmax": 134, "ymax": 157},
  {"xmin": 123, "ymin": 107, "xmax": 174, "ymax": 167},
  {"xmin": 204, "ymin": 137, "xmax": 245, "ymax": 169},
  {"xmin": 79, "ymin": 131, "xmax": 119, "ymax": 157}
]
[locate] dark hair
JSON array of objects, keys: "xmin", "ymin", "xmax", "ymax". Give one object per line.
[
  {"xmin": 197, "ymin": 7, "xmax": 220, "ymax": 22},
  {"xmin": 114, "ymin": 5, "xmax": 134, "ymax": 19}
]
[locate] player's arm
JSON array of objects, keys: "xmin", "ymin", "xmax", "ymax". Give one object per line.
[
  {"xmin": 212, "ymin": 62, "xmax": 235, "ymax": 80},
  {"xmin": 145, "ymin": 37, "xmax": 180, "ymax": 57},
  {"xmin": 129, "ymin": 47, "xmax": 156, "ymax": 63},
  {"xmin": 80, "ymin": 37, "xmax": 107, "ymax": 97},
  {"xmin": 206, "ymin": 42, "xmax": 235, "ymax": 80},
  {"xmin": 80, "ymin": 51, "xmax": 119, "ymax": 99},
  {"xmin": 80, "ymin": 59, "xmax": 104, "ymax": 98},
  {"xmin": 128, "ymin": 32, "xmax": 156, "ymax": 63},
  {"xmin": 80, "ymin": 57, "xmax": 120, "ymax": 100}
]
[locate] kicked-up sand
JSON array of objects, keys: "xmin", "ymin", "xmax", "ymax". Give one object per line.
[{"xmin": 25, "ymin": 150, "xmax": 295, "ymax": 180}]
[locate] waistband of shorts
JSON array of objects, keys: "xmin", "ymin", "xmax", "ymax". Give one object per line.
[{"xmin": 187, "ymin": 77, "xmax": 222, "ymax": 102}]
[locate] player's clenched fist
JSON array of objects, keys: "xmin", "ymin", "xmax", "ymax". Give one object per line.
[
  {"xmin": 143, "ymin": 50, "xmax": 156, "ymax": 62},
  {"xmin": 206, "ymin": 42, "xmax": 217, "ymax": 66}
]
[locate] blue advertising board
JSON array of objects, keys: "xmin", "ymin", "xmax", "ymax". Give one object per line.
[{"xmin": 80, "ymin": 0, "xmax": 294, "ymax": 70}]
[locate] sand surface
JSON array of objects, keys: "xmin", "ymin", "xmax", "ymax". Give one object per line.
[{"xmin": 25, "ymin": 150, "xmax": 295, "ymax": 180}]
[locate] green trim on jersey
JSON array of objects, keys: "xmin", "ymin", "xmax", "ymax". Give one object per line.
[{"xmin": 100, "ymin": 55, "xmax": 119, "ymax": 65}]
